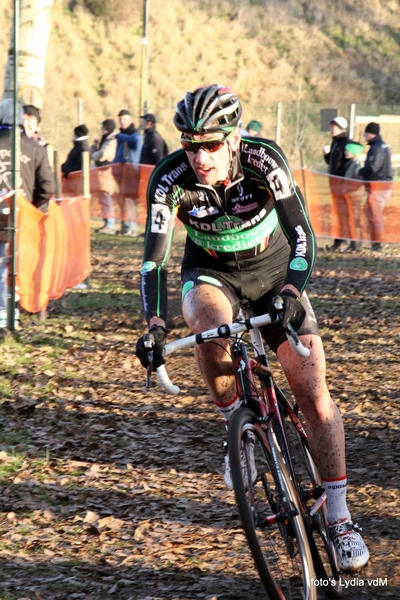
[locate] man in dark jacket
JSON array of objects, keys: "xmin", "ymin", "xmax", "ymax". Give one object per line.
[
  {"xmin": 358, "ymin": 122, "xmax": 392, "ymax": 251},
  {"xmin": 323, "ymin": 116, "xmax": 350, "ymax": 251},
  {"xmin": 0, "ymin": 99, "xmax": 55, "ymax": 327},
  {"xmin": 139, "ymin": 113, "xmax": 168, "ymax": 165},
  {"xmin": 62, "ymin": 124, "xmax": 90, "ymax": 176}
]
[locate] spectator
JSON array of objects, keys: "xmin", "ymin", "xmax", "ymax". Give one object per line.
[
  {"xmin": 0, "ymin": 99, "xmax": 55, "ymax": 328},
  {"xmin": 62, "ymin": 124, "xmax": 90, "ymax": 176},
  {"xmin": 90, "ymin": 119, "xmax": 117, "ymax": 235},
  {"xmin": 342, "ymin": 141, "xmax": 364, "ymax": 251},
  {"xmin": 358, "ymin": 122, "xmax": 392, "ymax": 252},
  {"xmin": 244, "ymin": 119, "xmax": 263, "ymax": 137},
  {"xmin": 23, "ymin": 105, "xmax": 48, "ymax": 147},
  {"xmin": 323, "ymin": 116, "xmax": 350, "ymax": 251},
  {"xmin": 112, "ymin": 109, "xmax": 142, "ymax": 236},
  {"xmin": 139, "ymin": 113, "xmax": 168, "ymax": 165}
]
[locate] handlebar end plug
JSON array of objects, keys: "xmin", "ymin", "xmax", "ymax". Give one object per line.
[
  {"xmin": 273, "ymin": 296, "xmax": 284, "ymax": 312},
  {"xmin": 217, "ymin": 324, "xmax": 231, "ymax": 338}
]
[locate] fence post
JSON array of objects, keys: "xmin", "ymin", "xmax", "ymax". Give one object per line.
[
  {"xmin": 349, "ymin": 103, "xmax": 356, "ymax": 139},
  {"xmin": 81, "ymin": 151, "xmax": 90, "ymax": 289},
  {"xmin": 300, "ymin": 149, "xmax": 309, "ymax": 212},
  {"xmin": 78, "ymin": 98, "xmax": 83, "ymax": 125},
  {"xmin": 82, "ymin": 151, "xmax": 90, "ymax": 197},
  {"xmin": 53, "ymin": 150, "xmax": 62, "ymax": 199}
]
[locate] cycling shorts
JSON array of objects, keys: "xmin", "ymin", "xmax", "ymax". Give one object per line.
[{"xmin": 181, "ymin": 266, "xmax": 320, "ymax": 353}]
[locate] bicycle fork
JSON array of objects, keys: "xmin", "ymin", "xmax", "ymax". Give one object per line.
[{"xmin": 231, "ymin": 339, "xmax": 300, "ymax": 528}]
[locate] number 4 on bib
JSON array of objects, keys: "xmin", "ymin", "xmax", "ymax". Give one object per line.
[
  {"xmin": 266, "ymin": 168, "xmax": 291, "ymax": 200},
  {"xmin": 151, "ymin": 205, "xmax": 171, "ymax": 233}
]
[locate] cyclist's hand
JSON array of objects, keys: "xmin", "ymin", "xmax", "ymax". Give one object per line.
[
  {"xmin": 269, "ymin": 291, "xmax": 306, "ymax": 332},
  {"xmin": 135, "ymin": 325, "xmax": 167, "ymax": 371}
]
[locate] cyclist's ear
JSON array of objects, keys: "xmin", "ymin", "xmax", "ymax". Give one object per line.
[{"xmin": 229, "ymin": 127, "xmax": 242, "ymax": 151}]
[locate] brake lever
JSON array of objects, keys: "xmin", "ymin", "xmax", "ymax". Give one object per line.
[
  {"xmin": 144, "ymin": 333, "xmax": 155, "ymax": 389},
  {"xmin": 146, "ymin": 351, "xmax": 154, "ymax": 389}
]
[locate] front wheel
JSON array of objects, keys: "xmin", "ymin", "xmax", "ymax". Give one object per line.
[{"xmin": 228, "ymin": 407, "xmax": 317, "ymax": 600}]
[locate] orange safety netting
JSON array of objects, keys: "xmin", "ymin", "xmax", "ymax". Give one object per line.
[
  {"xmin": 71, "ymin": 164, "xmax": 400, "ymax": 243},
  {"xmin": 294, "ymin": 169, "xmax": 399, "ymax": 243},
  {"xmin": 15, "ymin": 194, "xmax": 90, "ymax": 313},
  {"xmin": 13, "ymin": 165, "xmax": 400, "ymax": 314},
  {"xmin": 63, "ymin": 163, "xmax": 156, "ymax": 225}
]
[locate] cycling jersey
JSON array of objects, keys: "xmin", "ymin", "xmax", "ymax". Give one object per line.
[{"xmin": 140, "ymin": 135, "xmax": 317, "ymax": 323}]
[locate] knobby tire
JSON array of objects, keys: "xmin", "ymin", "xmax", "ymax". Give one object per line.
[{"xmin": 228, "ymin": 407, "xmax": 317, "ymax": 600}]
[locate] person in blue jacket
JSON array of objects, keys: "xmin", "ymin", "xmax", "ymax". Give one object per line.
[{"xmin": 112, "ymin": 109, "xmax": 142, "ymax": 236}]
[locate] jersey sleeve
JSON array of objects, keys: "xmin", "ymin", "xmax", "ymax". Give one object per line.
[
  {"xmin": 140, "ymin": 157, "xmax": 180, "ymax": 324},
  {"xmin": 262, "ymin": 141, "xmax": 317, "ymax": 293}
]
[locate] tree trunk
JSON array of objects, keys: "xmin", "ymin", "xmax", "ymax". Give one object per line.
[{"xmin": 3, "ymin": 0, "xmax": 54, "ymax": 108}]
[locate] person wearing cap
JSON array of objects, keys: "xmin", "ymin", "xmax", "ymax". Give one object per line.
[
  {"xmin": 23, "ymin": 105, "xmax": 48, "ymax": 147},
  {"xmin": 135, "ymin": 84, "xmax": 369, "ymax": 575},
  {"xmin": 342, "ymin": 141, "xmax": 364, "ymax": 251},
  {"xmin": 244, "ymin": 119, "xmax": 263, "ymax": 137},
  {"xmin": 90, "ymin": 119, "xmax": 118, "ymax": 234},
  {"xmin": 139, "ymin": 113, "xmax": 168, "ymax": 166},
  {"xmin": 323, "ymin": 116, "xmax": 350, "ymax": 251},
  {"xmin": 358, "ymin": 122, "xmax": 392, "ymax": 252},
  {"xmin": 111, "ymin": 109, "xmax": 142, "ymax": 236},
  {"xmin": 62, "ymin": 124, "xmax": 90, "ymax": 176}
]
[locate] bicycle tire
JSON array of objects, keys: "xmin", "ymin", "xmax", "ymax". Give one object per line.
[
  {"xmin": 278, "ymin": 390, "xmax": 343, "ymax": 598},
  {"xmin": 228, "ymin": 407, "xmax": 317, "ymax": 600}
]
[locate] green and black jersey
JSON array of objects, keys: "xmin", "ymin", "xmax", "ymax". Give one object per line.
[{"xmin": 140, "ymin": 136, "xmax": 317, "ymax": 323}]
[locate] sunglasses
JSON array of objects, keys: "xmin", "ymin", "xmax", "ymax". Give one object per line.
[{"xmin": 181, "ymin": 131, "xmax": 233, "ymax": 154}]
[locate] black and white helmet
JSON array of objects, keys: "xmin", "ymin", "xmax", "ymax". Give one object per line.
[{"xmin": 173, "ymin": 84, "xmax": 242, "ymax": 134}]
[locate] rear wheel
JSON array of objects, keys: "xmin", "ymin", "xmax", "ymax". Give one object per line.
[
  {"xmin": 277, "ymin": 388, "xmax": 343, "ymax": 598},
  {"xmin": 228, "ymin": 407, "xmax": 317, "ymax": 600}
]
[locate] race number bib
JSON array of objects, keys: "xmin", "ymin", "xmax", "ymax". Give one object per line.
[
  {"xmin": 151, "ymin": 204, "xmax": 171, "ymax": 233},
  {"xmin": 266, "ymin": 168, "xmax": 291, "ymax": 200}
]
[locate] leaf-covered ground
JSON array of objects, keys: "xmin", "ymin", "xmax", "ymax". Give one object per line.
[{"xmin": 0, "ymin": 225, "xmax": 398, "ymax": 600}]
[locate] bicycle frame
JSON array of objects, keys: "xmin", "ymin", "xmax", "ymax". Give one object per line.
[
  {"xmin": 147, "ymin": 309, "xmax": 341, "ymax": 598},
  {"xmin": 242, "ymin": 318, "xmax": 328, "ymax": 521},
  {"xmin": 155, "ymin": 307, "xmax": 323, "ymax": 523}
]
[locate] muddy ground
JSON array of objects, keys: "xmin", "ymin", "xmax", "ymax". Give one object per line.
[{"xmin": 0, "ymin": 226, "xmax": 398, "ymax": 599}]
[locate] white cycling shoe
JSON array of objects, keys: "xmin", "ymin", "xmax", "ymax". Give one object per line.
[
  {"xmin": 224, "ymin": 433, "xmax": 257, "ymax": 489},
  {"xmin": 328, "ymin": 519, "xmax": 370, "ymax": 573}
]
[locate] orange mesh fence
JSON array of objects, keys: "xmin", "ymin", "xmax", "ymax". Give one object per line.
[
  {"xmin": 11, "ymin": 166, "xmax": 400, "ymax": 314},
  {"xmin": 294, "ymin": 169, "xmax": 399, "ymax": 243},
  {"xmin": 62, "ymin": 163, "xmax": 155, "ymax": 225},
  {"xmin": 15, "ymin": 194, "xmax": 90, "ymax": 313}
]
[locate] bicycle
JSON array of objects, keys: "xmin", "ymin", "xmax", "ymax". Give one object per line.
[{"xmin": 144, "ymin": 299, "xmax": 343, "ymax": 600}]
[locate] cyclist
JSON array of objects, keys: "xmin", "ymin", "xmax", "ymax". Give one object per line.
[{"xmin": 136, "ymin": 84, "xmax": 369, "ymax": 573}]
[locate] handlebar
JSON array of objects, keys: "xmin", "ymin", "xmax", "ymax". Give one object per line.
[{"xmin": 145, "ymin": 312, "xmax": 310, "ymax": 395}]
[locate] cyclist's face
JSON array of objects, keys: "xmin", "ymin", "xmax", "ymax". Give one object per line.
[{"xmin": 184, "ymin": 128, "xmax": 241, "ymax": 185}]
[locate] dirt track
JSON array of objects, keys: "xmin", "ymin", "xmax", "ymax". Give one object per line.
[{"xmin": 0, "ymin": 229, "xmax": 398, "ymax": 599}]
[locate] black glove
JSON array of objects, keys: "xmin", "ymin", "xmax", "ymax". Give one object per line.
[
  {"xmin": 135, "ymin": 325, "xmax": 167, "ymax": 371},
  {"xmin": 269, "ymin": 290, "xmax": 306, "ymax": 332}
]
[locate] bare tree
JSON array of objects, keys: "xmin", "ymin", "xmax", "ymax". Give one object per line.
[{"xmin": 3, "ymin": 0, "xmax": 54, "ymax": 108}]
